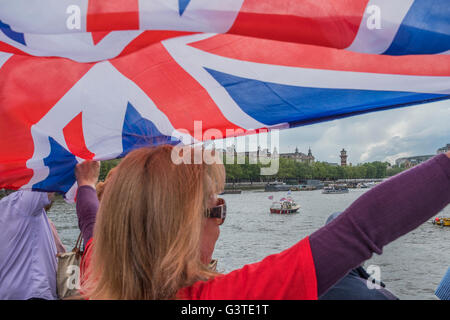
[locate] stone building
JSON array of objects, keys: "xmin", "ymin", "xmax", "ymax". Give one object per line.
[
  {"xmin": 395, "ymin": 155, "xmax": 434, "ymax": 168},
  {"xmin": 340, "ymin": 148, "xmax": 348, "ymax": 167},
  {"xmin": 279, "ymin": 147, "xmax": 315, "ymax": 164},
  {"xmin": 437, "ymin": 144, "xmax": 450, "ymax": 154}
]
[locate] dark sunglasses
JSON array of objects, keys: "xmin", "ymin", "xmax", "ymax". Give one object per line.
[{"xmin": 204, "ymin": 198, "xmax": 226, "ymax": 225}]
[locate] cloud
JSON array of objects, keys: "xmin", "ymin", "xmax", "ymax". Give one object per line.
[{"xmin": 278, "ymin": 100, "xmax": 450, "ymax": 165}]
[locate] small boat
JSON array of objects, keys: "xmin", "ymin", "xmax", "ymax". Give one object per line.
[
  {"xmin": 432, "ymin": 217, "xmax": 450, "ymax": 227},
  {"xmin": 265, "ymin": 181, "xmax": 292, "ymax": 192},
  {"xmin": 322, "ymin": 184, "xmax": 349, "ymax": 194},
  {"xmin": 220, "ymin": 190, "xmax": 242, "ymax": 194},
  {"xmin": 270, "ymin": 197, "xmax": 300, "ymax": 214},
  {"xmin": 356, "ymin": 182, "xmax": 369, "ymax": 188}
]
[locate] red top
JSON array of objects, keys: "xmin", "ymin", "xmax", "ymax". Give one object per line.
[{"xmin": 80, "ymin": 237, "xmax": 318, "ymax": 300}]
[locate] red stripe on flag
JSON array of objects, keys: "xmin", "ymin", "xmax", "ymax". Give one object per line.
[
  {"xmin": 0, "ymin": 41, "xmax": 31, "ymax": 56},
  {"xmin": 228, "ymin": 0, "xmax": 368, "ymax": 49},
  {"xmin": 91, "ymin": 31, "xmax": 111, "ymax": 45},
  {"xmin": 189, "ymin": 34, "xmax": 450, "ymax": 77},
  {"xmin": 0, "ymin": 56, "xmax": 92, "ymax": 189},
  {"xmin": 110, "ymin": 42, "xmax": 243, "ymax": 138},
  {"xmin": 63, "ymin": 112, "xmax": 95, "ymax": 160},
  {"xmin": 87, "ymin": 0, "xmax": 139, "ymax": 32}
]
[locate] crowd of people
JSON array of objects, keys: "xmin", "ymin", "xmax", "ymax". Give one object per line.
[{"xmin": 1, "ymin": 145, "xmax": 450, "ymax": 300}]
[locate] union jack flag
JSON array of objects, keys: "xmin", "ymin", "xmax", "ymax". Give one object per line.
[{"xmin": 0, "ymin": 0, "xmax": 449, "ymax": 199}]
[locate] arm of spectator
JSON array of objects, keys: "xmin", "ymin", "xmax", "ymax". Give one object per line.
[
  {"xmin": 310, "ymin": 152, "xmax": 450, "ymax": 297},
  {"xmin": 75, "ymin": 161, "xmax": 100, "ymax": 245},
  {"xmin": 48, "ymin": 218, "xmax": 66, "ymax": 254}
]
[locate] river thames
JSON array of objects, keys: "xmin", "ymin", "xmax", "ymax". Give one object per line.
[{"xmin": 48, "ymin": 188, "xmax": 450, "ymax": 300}]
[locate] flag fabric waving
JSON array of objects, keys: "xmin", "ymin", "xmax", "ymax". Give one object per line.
[{"xmin": 0, "ymin": 0, "xmax": 449, "ymax": 198}]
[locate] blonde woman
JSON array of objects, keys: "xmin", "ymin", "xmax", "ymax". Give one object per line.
[{"xmin": 75, "ymin": 145, "xmax": 450, "ymax": 299}]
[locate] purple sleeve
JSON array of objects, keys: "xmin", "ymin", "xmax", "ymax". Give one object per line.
[
  {"xmin": 76, "ymin": 185, "xmax": 99, "ymax": 245},
  {"xmin": 20, "ymin": 191, "xmax": 50, "ymax": 217},
  {"xmin": 310, "ymin": 154, "xmax": 450, "ymax": 297}
]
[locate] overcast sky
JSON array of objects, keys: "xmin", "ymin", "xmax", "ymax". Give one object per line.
[{"xmin": 219, "ymin": 99, "xmax": 450, "ymax": 166}]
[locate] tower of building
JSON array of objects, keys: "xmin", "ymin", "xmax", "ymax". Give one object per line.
[
  {"xmin": 340, "ymin": 148, "xmax": 347, "ymax": 166},
  {"xmin": 307, "ymin": 147, "xmax": 314, "ymax": 164}
]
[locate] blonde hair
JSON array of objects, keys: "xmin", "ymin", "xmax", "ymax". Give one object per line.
[
  {"xmin": 83, "ymin": 145, "xmax": 225, "ymax": 299},
  {"xmin": 96, "ymin": 167, "xmax": 117, "ymax": 200}
]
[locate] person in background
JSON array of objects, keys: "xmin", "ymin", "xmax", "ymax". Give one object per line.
[
  {"xmin": 435, "ymin": 267, "xmax": 450, "ymax": 300},
  {"xmin": 0, "ymin": 191, "xmax": 59, "ymax": 300},
  {"xmin": 77, "ymin": 146, "xmax": 450, "ymax": 299},
  {"xmin": 319, "ymin": 212, "xmax": 398, "ymax": 300}
]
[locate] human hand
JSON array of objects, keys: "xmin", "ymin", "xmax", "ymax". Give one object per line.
[
  {"xmin": 446, "ymin": 151, "xmax": 450, "ymax": 159},
  {"xmin": 75, "ymin": 160, "xmax": 100, "ymax": 189}
]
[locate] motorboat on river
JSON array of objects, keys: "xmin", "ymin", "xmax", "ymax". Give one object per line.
[
  {"xmin": 270, "ymin": 197, "xmax": 300, "ymax": 214},
  {"xmin": 322, "ymin": 184, "xmax": 349, "ymax": 194},
  {"xmin": 220, "ymin": 190, "xmax": 242, "ymax": 194},
  {"xmin": 265, "ymin": 181, "xmax": 292, "ymax": 192},
  {"xmin": 432, "ymin": 217, "xmax": 450, "ymax": 227}
]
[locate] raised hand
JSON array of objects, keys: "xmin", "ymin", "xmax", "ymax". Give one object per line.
[{"xmin": 75, "ymin": 160, "xmax": 100, "ymax": 189}]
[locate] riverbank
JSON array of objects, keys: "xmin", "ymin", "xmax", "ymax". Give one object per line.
[{"xmin": 224, "ymin": 179, "xmax": 383, "ymax": 191}]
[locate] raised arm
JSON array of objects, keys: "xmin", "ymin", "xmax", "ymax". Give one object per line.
[
  {"xmin": 75, "ymin": 161, "xmax": 100, "ymax": 246},
  {"xmin": 310, "ymin": 152, "xmax": 450, "ymax": 297}
]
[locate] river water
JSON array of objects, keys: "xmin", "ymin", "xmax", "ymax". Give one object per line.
[{"xmin": 47, "ymin": 188, "xmax": 450, "ymax": 300}]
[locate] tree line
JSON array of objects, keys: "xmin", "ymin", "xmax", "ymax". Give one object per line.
[
  {"xmin": 98, "ymin": 156, "xmax": 407, "ymax": 183},
  {"xmin": 224, "ymin": 156, "xmax": 407, "ymax": 182}
]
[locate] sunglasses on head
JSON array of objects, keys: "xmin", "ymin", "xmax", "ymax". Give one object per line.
[{"xmin": 204, "ymin": 198, "xmax": 226, "ymax": 225}]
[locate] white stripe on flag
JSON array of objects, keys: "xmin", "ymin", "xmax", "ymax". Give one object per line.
[
  {"xmin": 346, "ymin": 0, "xmax": 414, "ymax": 54},
  {"xmin": 0, "ymin": 31, "xmax": 144, "ymax": 63},
  {"xmin": 164, "ymin": 34, "xmax": 450, "ymax": 96},
  {"xmin": 0, "ymin": 0, "xmax": 89, "ymax": 34},
  {"xmin": 0, "ymin": 52, "xmax": 12, "ymax": 69}
]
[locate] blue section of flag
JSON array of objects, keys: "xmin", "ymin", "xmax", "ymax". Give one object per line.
[
  {"xmin": 436, "ymin": 267, "xmax": 450, "ymax": 300},
  {"xmin": 32, "ymin": 137, "xmax": 77, "ymax": 194},
  {"xmin": 0, "ymin": 20, "xmax": 26, "ymax": 45},
  {"xmin": 178, "ymin": 0, "xmax": 191, "ymax": 16},
  {"xmin": 120, "ymin": 102, "xmax": 179, "ymax": 158},
  {"xmin": 204, "ymin": 67, "xmax": 445, "ymax": 126},
  {"xmin": 383, "ymin": 0, "xmax": 450, "ymax": 55}
]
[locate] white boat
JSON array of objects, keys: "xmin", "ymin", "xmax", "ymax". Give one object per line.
[{"xmin": 270, "ymin": 197, "xmax": 300, "ymax": 214}]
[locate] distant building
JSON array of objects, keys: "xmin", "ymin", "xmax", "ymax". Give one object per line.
[
  {"xmin": 219, "ymin": 145, "xmax": 275, "ymax": 163},
  {"xmin": 437, "ymin": 144, "xmax": 450, "ymax": 154},
  {"xmin": 395, "ymin": 155, "xmax": 434, "ymax": 168},
  {"xmin": 279, "ymin": 147, "xmax": 315, "ymax": 164},
  {"xmin": 340, "ymin": 149, "xmax": 348, "ymax": 167}
]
